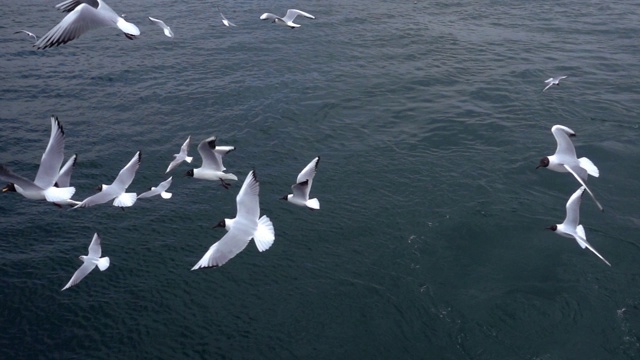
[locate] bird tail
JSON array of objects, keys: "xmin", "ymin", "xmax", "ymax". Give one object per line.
[
  {"xmin": 254, "ymin": 215, "xmax": 275, "ymax": 252},
  {"xmin": 44, "ymin": 186, "xmax": 76, "ymax": 202},
  {"xmin": 579, "ymin": 157, "xmax": 599, "ymax": 177},
  {"xmin": 113, "ymin": 193, "xmax": 137, "ymax": 207},
  {"xmin": 306, "ymin": 198, "xmax": 320, "ymax": 210},
  {"xmin": 97, "ymin": 257, "xmax": 110, "ymax": 271},
  {"xmin": 160, "ymin": 191, "xmax": 172, "ymax": 199},
  {"xmin": 185, "ymin": 156, "xmax": 193, "ymax": 163}
]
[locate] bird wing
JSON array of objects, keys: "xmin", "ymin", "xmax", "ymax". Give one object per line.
[
  {"xmin": 197, "ymin": 136, "xmax": 224, "ymax": 171},
  {"xmin": 296, "ymin": 157, "xmax": 319, "ymax": 184},
  {"xmin": 35, "ymin": 3, "xmax": 114, "ymax": 49},
  {"xmin": 563, "ymin": 186, "xmax": 584, "ymax": 228},
  {"xmin": 283, "ymin": 9, "xmax": 315, "ymax": 22},
  {"xmin": 291, "ymin": 180, "xmax": 310, "ymax": 201},
  {"xmin": 148, "ymin": 17, "xmax": 167, "ymax": 29},
  {"xmin": 137, "ymin": 177, "xmax": 172, "ymax": 199},
  {"xmin": 87, "ymin": 233, "xmax": 102, "ymax": 257},
  {"xmin": 542, "ymin": 82, "xmax": 554, "ymax": 92},
  {"xmin": 551, "ymin": 125, "xmax": 577, "ymax": 159},
  {"xmin": 563, "ymin": 165, "xmax": 604, "ymax": 212},
  {"xmin": 213, "ymin": 146, "xmax": 234, "ymax": 171},
  {"xmin": 34, "ymin": 116, "xmax": 65, "ymax": 189},
  {"xmin": 111, "ymin": 151, "xmax": 141, "ymax": 190},
  {"xmin": 574, "ymin": 232, "xmax": 611, "ymax": 266},
  {"xmin": 55, "ymin": 0, "xmax": 100, "ymax": 13},
  {"xmin": 236, "ymin": 170, "xmax": 260, "ymax": 221},
  {"xmin": 62, "ymin": 261, "xmax": 95, "ymax": 290},
  {"xmin": 191, "ymin": 226, "xmax": 254, "ymax": 269},
  {"xmin": 74, "ymin": 186, "xmax": 119, "ymax": 208},
  {"xmin": 0, "ymin": 165, "xmax": 43, "ymax": 193},
  {"xmin": 56, "ymin": 154, "xmax": 77, "ymax": 188}
]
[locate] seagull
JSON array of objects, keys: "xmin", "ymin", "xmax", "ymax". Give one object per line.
[
  {"xmin": 34, "ymin": 0, "xmax": 140, "ymax": 50},
  {"xmin": 14, "ymin": 30, "xmax": 38, "ymax": 42},
  {"xmin": 62, "ymin": 233, "xmax": 110, "ymax": 290},
  {"xmin": 186, "ymin": 136, "xmax": 237, "ymax": 188},
  {"xmin": 218, "ymin": 6, "xmax": 236, "ymax": 27},
  {"xmin": 137, "ymin": 177, "xmax": 172, "ymax": 199},
  {"xmin": 73, "ymin": 151, "xmax": 141, "ymax": 208},
  {"xmin": 543, "ymin": 76, "xmax": 567, "ymax": 92},
  {"xmin": 547, "ymin": 186, "xmax": 611, "ymax": 266},
  {"xmin": 282, "ymin": 157, "xmax": 320, "ymax": 210},
  {"xmin": 54, "ymin": 154, "xmax": 81, "ymax": 207},
  {"xmin": 536, "ymin": 125, "xmax": 603, "ymax": 211},
  {"xmin": 0, "ymin": 116, "xmax": 75, "ymax": 203},
  {"xmin": 192, "ymin": 170, "xmax": 275, "ymax": 269},
  {"xmin": 260, "ymin": 9, "xmax": 315, "ymax": 29},
  {"xmin": 166, "ymin": 136, "xmax": 192, "ymax": 173},
  {"xmin": 148, "ymin": 17, "xmax": 174, "ymax": 37}
]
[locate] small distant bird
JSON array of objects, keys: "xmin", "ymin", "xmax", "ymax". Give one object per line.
[
  {"xmin": 137, "ymin": 177, "xmax": 173, "ymax": 199},
  {"xmin": 282, "ymin": 157, "xmax": 320, "ymax": 210},
  {"xmin": 14, "ymin": 30, "xmax": 38, "ymax": 42},
  {"xmin": 62, "ymin": 233, "xmax": 110, "ymax": 290},
  {"xmin": 547, "ymin": 186, "xmax": 610, "ymax": 266},
  {"xmin": 186, "ymin": 136, "xmax": 237, "ymax": 188},
  {"xmin": 166, "ymin": 136, "xmax": 192, "ymax": 173},
  {"xmin": 260, "ymin": 9, "xmax": 315, "ymax": 29},
  {"xmin": 536, "ymin": 125, "xmax": 603, "ymax": 211},
  {"xmin": 192, "ymin": 170, "xmax": 275, "ymax": 269},
  {"xmin": 35, "ymin": 0, "xmax": 140, "ymax": 49},
  {"xmin": 543, "ymin": 76, "xmax": 567, "ymax": 92},
  {"xmin": 218, "ymin": 6, "xmax": 236, "ymax": 27},
  {"xmin": 73, "ymin": 151, "xmax": 141, "ymax": 208},
  {"xmin": 0, "ymin": 116, "xmax": 75, "ymax": 203},
  {"xmin": 148, "ymin": 16, "xmax": 174, "ymax": 37}
]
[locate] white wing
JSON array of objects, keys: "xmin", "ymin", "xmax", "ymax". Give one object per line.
[
  {"xmin": 563, "ymin": 165, "xmax": 604, "ymax": 212},
  {"xmin": 563, "ymin": 186, "xmax": 584, "ymax": 228},
  {"xmin": 34, "ymin": 116, "xmax": 65, "ymax": 189},
  {"xmin": 296, "ymin": 156, "xmax": 319, "ymax": 184},
  {"xmin": 551, "ymin": 125, "xmax": 577, "ymax": 159},
  {"xmin": 14, "ymin": 30, "xmax": 38, "ymax": 41},
  {"xmin": 111, "ymin": 151, "xmax": 141, "ymax": 191},
  {"xmin": 291, "ymin": 180, "xmax": 310, "ymax": 201},
  {"xmin": 56, "ymin": 154, "xmax": 77, "ymax": 187},
  {"xmin": 197, "ymin": 136, "xmax": 224, "ymax": 171},
  {"xmin": 283, "ymin": 9, "xmax": 315, "ymax": 22},
  {"xmin": 213, "ymin": 146, "xmax": 235, "ymax": 171},
  {"xmin": 87, "ymin": 233, "xmax": 102, "ymax": 257},
  {"xmin": 544, "ymin": 78, "xmax": 554, "ymax": 83},
  {"xmin": 191, "ymin": 226, "xmax": 254, "ymax": 269},
  {"xmin": 62, "ymin": 261, "xmax": 95, "ymax": 290},
  {"xmin": 236, "ymin": 170, "xmax": 260, "ymax": 221},
  {"xmin": 574, "ymin": 231, "xmax": 611, "ymax": 266},
  {"xmin": 35, "ymin": 3, "xmax": 115, "ymax": 49}
]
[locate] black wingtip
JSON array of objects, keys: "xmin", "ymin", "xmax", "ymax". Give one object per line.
[{"xmin": 72, "ymin": 153, "xmax": 78, "ymax": 166}]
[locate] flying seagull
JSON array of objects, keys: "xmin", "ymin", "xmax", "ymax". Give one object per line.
[
  {"xmin": 282, "ymin": 157, "xmax": 320, "ymax": 210},
  {"xmin": 137, "ymin": 177, "xmax": 173, "ymax": 199},
  {"xmin": 148, "ymin": 17, "xmax": 174, "ymax": 37},
  {"xmin": 14, "ymin": 30, "xmax": 38, "ymax": 42},
  {"xmin": 543, "ymin": 76, "xmax": 567, "ymax": 92},
  {"xmin": 62, "ymin": 233, "xmax": 110, "ymax": 290},
  {"xmin": 186, "ymin": 136, "xmax": 237, "ymax": 188},
  {"xmin": 166, "ymin": 136, "xmax": 192, "ymax": 173},
  {"xmin": 218, "ymin": 6, "xmax": 236, "ymax": 27},
  {"xmin": 192, "ymin": 170, "xmax": 275, "ymax": 269},
  {"xmin": 35, "ymin": 0, "xmax": 140, "ymax": 49},
  {"xmin": 260, "ymin": 9, "xmax": 315, "ymax": 28}
]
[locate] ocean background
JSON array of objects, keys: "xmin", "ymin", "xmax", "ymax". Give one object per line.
[{"xmin": 2, "ymin": 0, "xmax": 640, "ymax": 358}]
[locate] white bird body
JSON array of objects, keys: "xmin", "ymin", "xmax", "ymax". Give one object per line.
[
  {"xmin": 543, "ymin": 76, "xmax": 567, "ymax": 92},
  {"xmin": 260, "ymin": 9, "xmax": 315, "ymax": 28},
  {"xmin": 187, "ymin": 136, "xmax": 237, "ymax": 187},
  {"xmin": 537, "ymin": 125, "xmax": 603, "ymax": 211},
  {"xmin": 73, "ymin": 151, "xmax": 141, "ymax": 208},
  {"xmin": 284, "ymin": 157, "xmax": 320, "ymax": 209},
  {"xmin": 148, "ymin": 16, "xmax": 174, "ymax": 37},
  {"xmin": 35, "ymin": 0, "xmax": 140, "ymax": 49},
  {"xmin": 0, "ymin": 116, "xmax": 75, "ymax": 203},
  {"xmin": 166, "ymin": 136, "xmax": 193, "ymax": 173},
  {"xmin": 62, "ymin": 233, "xmax": 110, "ymax": 290},
  {"xmin": 548, "ymin": 186, "xmax": 610, "ymax": 266},
  {"xmin": 137, "ymin": 177, "xmax": 173, "ymax": 199},
  {"xmin": 192, "ymin": 170, "xmax": 275, "ymax": 269}
]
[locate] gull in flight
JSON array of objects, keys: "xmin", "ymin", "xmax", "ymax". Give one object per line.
[
  {"xmin": 62, "ymin": 233, "xmax": 110, "ymax": 290},
  {"xmin": 546, "ymin": 186, "xmax": 610, "ymax": 266},
  {"xmin": 35, "ymin": 0, "xmax": 140, "ymax": 49},
  {"xmin": 166, "ymin": 136, "xmax": 192, "ymax": 173},
  {"xmin": 186, "ymin": 136, "xmax": 237, "ymax": 188},
  {"xmin": 543, "ymin": 76, "xmax": 567, "ymax": 92},
  {"xmin": 282, "ymin": 157, "xmax": 320, "ymax": 210},
  {"xmin": 73, "ymin": 151, "xmax": 141, "ymax": 208},
  {"xmin": 0, "ymin": 116, "xmax": 75, "ymax": 204},
  {"xmin": 14, "ymin": 30, "xmax": 38, "ymax": 42},
  {"xmin": 148, "ymin": 17, "xmax": 174, "ymax": 37},
  {"xmin": 137, "ymin": 177, "xmax": 173, "ymax": 199},
  {"xmin": 218, "ymin": 6, "xmax": 236, "ymax": 27},
  {"xmin": 260, "ymin": 9, "xmax": 315, "ymax": 29},
  {"xmin": 192, "ymin": 170, "xmax": 275, "ymax": 269},
  {"xmin": 536, "ymin": 125, "xmax": 603, "ymax": 211}
]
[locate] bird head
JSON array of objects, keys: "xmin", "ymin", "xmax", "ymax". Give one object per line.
[
  {"xmin": 536, "ymin": 157, "xmax": 549, "ymax": 169},
  {"xmin": 2, "ymin": 183, "xmax": 16, "ymax": 193}
]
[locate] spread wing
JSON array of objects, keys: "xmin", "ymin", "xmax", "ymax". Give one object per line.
[
  {"xmin": 34, "ymin": 116, "xmax": 65, "ymax": 189},
  {"xmin": 236, "ymin": 170, "xmax": 260, "ymax": 220},
  {"xmin": 87, "ymin": 233, "xmax": 102, "ymax": 257},
  {"xmin": 197, "ymin": 136, "xmax": 224, "ymax": 171}
]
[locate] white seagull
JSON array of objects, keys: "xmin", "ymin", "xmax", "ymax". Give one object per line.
[
  {"xmin": 282, "ymin": 157, "xmax": 320, "ymax": 210},
  {"xmin": 186, "ymin": 136, "xmax": 237, "ymax": 188},
  {"xmin": 543, "ymin": 76, "xmax": 567, "ymax": 92},
  {"xmin": 192, "ymin": 170, "xmax": 275, "ymax": 269},
  {"xmin": 62, "ymin": 233, "xmax": 110, "ymax": 290},
  {"xmin": 73, "ymin": 151, "xmax": 141, "ymax": 208},
  {"xmin": 137, "ymin": 177, "xmax": 173, "ymax": 199},
  {"xmin": 0, "ymin": 116, "xmax": 75, "ymax": 203},
  {"xmin": 14, "ymin": 30, "xmax": 38, "ymax": 42},
  {"xmin": 536, "ymin": 125, "xmax": 603, "ymax": 211},
  {"xmin": 260, "ymin": 9, "xmax": 315, "ymax": 28},
  {"xmin": 148, "ymin": 17, "xmax": 174, "ymax": 37},
  {"xmin": 166, "ymin": 136, "xmax": 192, "ymax": 173},
  {"xmin": 547, "ymin": 186, "xmax": 611, "ymax": 266},
  {"xmin": 218, "ymin": 6, "xmax": 236, "ymax": 27},
  {"xmin": 35, "ymin": 0, "xmax": 140, "ymax": 50}
]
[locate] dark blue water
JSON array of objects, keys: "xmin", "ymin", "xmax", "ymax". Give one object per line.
[{"xmin": 2, "ymin": 0, "xmax": 640, "ymax": 358}]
